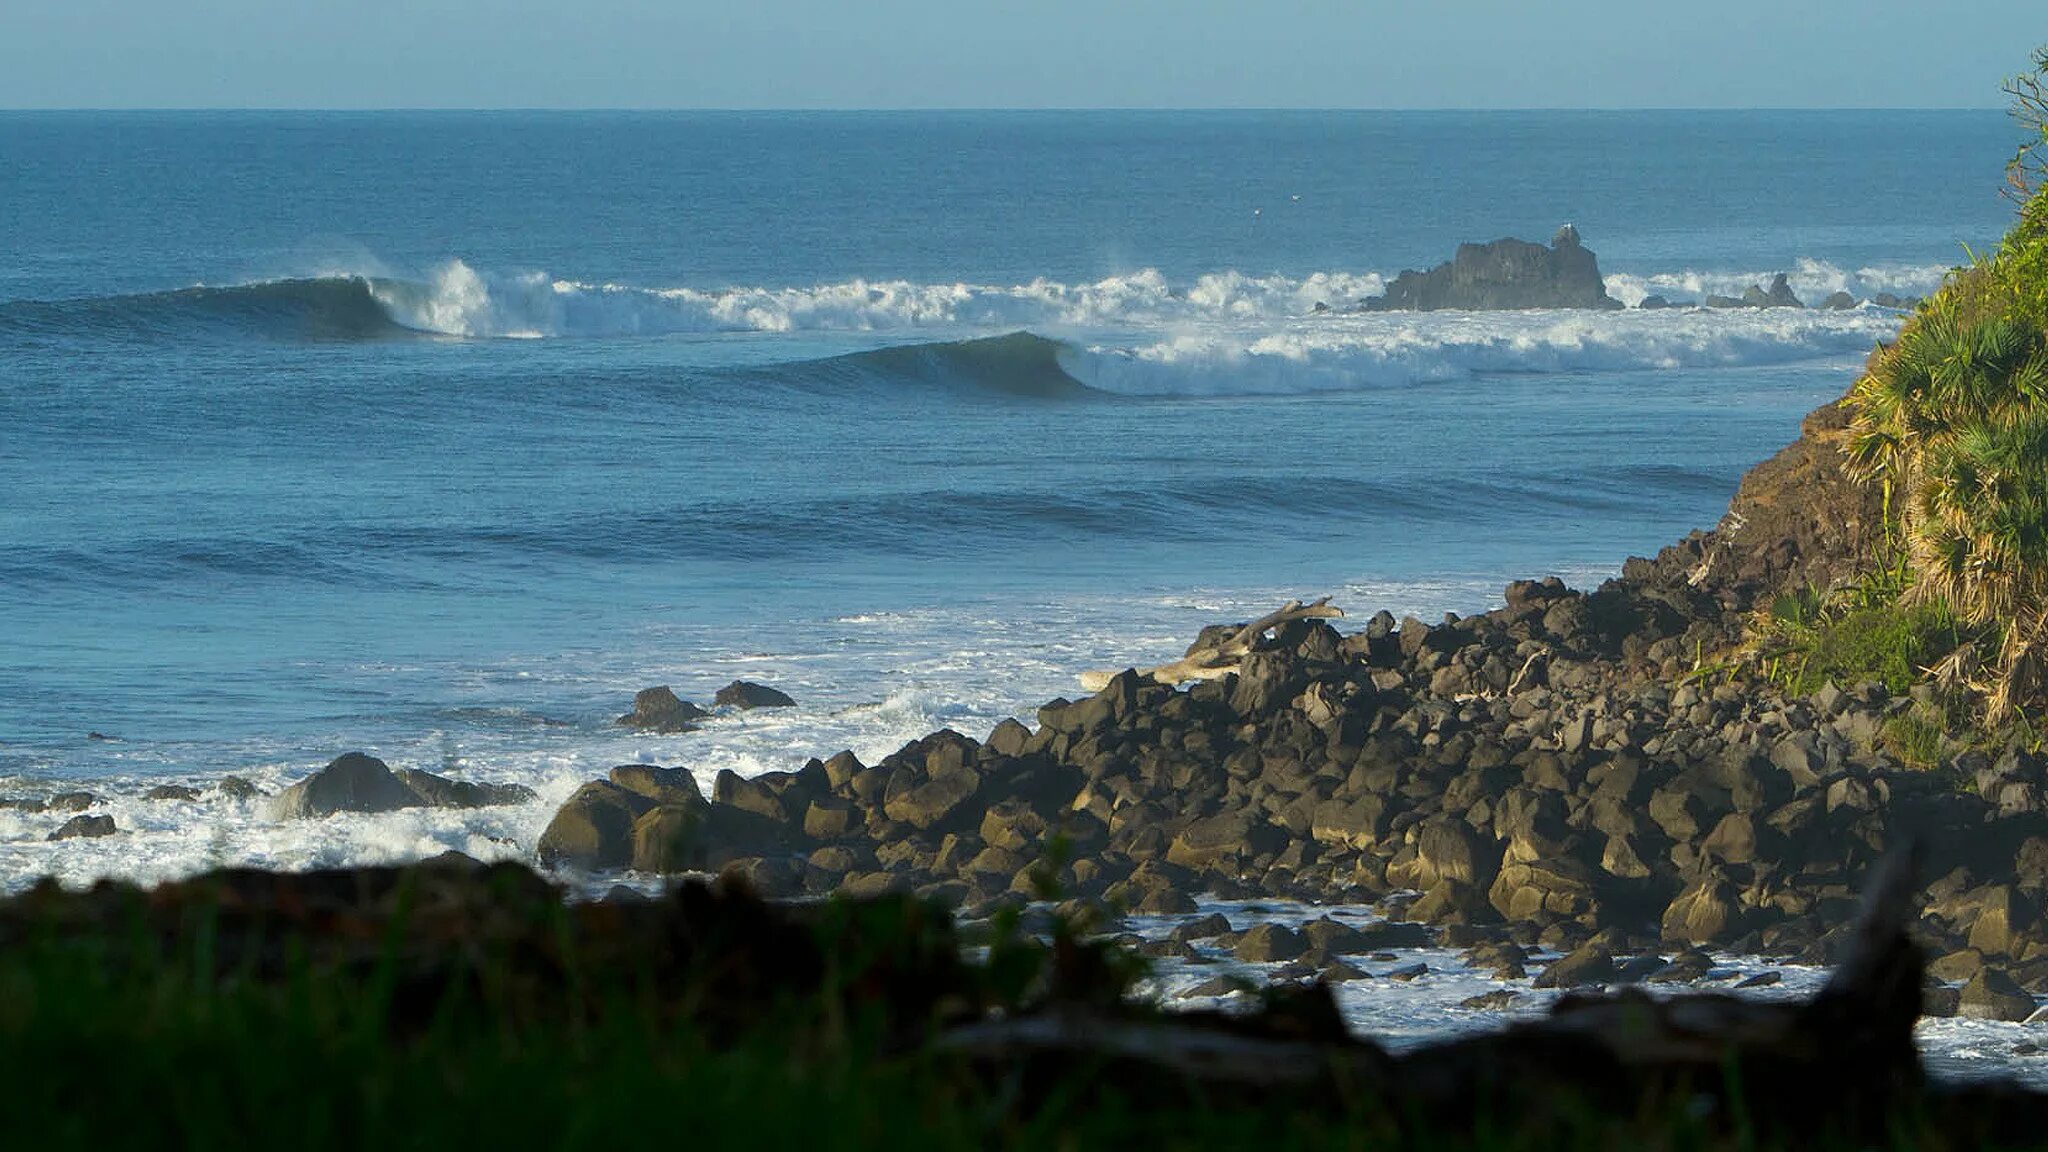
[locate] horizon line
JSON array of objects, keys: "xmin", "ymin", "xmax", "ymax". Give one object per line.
[{"xmin": 0, "ymin": 104, "xmax": 2011, "ymax": 115}]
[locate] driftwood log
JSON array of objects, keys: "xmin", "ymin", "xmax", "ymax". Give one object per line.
[{"xmin": 1078, "ymin": 597, "xmax": 1345, "ymax": 693}]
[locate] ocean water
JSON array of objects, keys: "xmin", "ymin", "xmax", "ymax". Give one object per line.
[{"xmin": 0, "ymin": 109, "xmax": 2036, "ymax": 1069}]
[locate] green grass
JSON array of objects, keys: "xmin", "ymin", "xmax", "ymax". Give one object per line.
[
  {"xmin": 0, "ymin": 881, "xmax": 2034, "ymax": 1152},
  {"xmin": 1756, "ymin": 574, "xmax": 1968, "ymax": 698}
]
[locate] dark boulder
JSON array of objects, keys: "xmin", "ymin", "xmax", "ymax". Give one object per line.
[
  {"xmin": 1535, "ymin": 943, "xmax": 1616, "ymax": 989},
  {"xmin": 1637, "ymin": 294, "xmax": 1672, "ymax": 310},
  {"xmin": 270, "ymin": 754, "xmax": 418, "ymax": 819},
  {"xmin": 1233, "ymin": 923, "xmax": 1308, "ymax": 963},
  {"xmin": 618, "ymin": 686, "xmax": 707, "ymax": 733},
  {"xmin": 608, "ymin": 764, "xmax": 705, "ymax": 807},
  {"xmin": 537, "ymin": 780, "xmax": 653, "ymax": 871},
  {"xmin": 393, "ymin": 769, "xmax": 537, "ymax": 810},
  {"xmin": 1821, "ymin": 290, "xmax": 1859, "ymax": 310},
  {"xmin": 49, "ymin": 792, "xmax": 99, "ymax": 813},
  {"xmin": 144, "ymin": 785, "xmax": 201, "ymax": 802},
  {"xmin": 1743, "ymin": 273, "xmax": 1804, "ymax": 308},
  {"xmin": 1362, "ymin": 225, "xmax": 1624, "ymax": 312},
  {"xmin": 1959, "ymin": 969, "xmax": 2039, "ymax": 1022},
  {"xmin": 48, "ymin": 814, "xmax": 116, "ymax": 840},
  {"xmin": 216, "ymin": 776, "xmax": 263, "ymax": 801},
  {"xmin": 713, "ymin": 681, "xmax": 797, "ymax": 710},
  {"xmin": 271, "ymin": 754, "xmax": 536, "ymax": 819}
]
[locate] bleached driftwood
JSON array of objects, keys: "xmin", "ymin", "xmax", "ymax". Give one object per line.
[{"xmin": 1078, "ymin": 597, "xmax": 1345, "ymax": 692}]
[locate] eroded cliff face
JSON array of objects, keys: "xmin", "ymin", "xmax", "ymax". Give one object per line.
[{"xmin": 1612, "ymin": 393, "xmax": 1885, "ymax": 650}]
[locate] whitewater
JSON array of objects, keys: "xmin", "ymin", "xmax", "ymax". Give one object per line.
[{"xmin": 0, "ymin": 108, "xmax": 2033, "ymax": 1078}]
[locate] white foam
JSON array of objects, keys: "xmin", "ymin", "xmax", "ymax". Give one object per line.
[
  {"xmin": 356, "ymin": 258, "xmax": 1931, "ymax": 347},
  {"xmin": 1604, "ymin": 259, "xmax": 1953, "ymax": 309},
  {"xmin": 1064, "ymin": 307, "xmax": 1901, "ymax": 397}
]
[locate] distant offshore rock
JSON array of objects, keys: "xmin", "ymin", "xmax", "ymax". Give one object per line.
[{"xmin": 1362, "ymin": 225, "xmax": 1623, "ymax": 312}]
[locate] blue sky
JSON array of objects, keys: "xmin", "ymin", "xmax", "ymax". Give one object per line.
[{"xmin": 5, "ymin": 0, "xmax": 2042, "ymax": 109}]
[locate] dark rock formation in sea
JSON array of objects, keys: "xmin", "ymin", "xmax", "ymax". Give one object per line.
[
  {"xmin": 1746, "ymin": 273, "xmax": 1805, "ymax": 308},
  {"xmin": 619, "ymin": 685, "xmax": 708, "ymax": 732},
  {"xmin": 1361, "ymin": 225, "xmax": 1624, "ymax": 312},
  {"xmin": 1637, "ymin": 294, "xmax": 1672, "ymax": 310},
  {"xmin": 1708, "ymin": 273, "xmax": 1805, "ymax": 309},
  {"xmin": 1821, "ymin": 290, "xmax": 1859, "ymax": 310},
  {"xmin": 270, "ymin": 752, "xmax": 536, "ymax": 819},
  {"xmin": 48, "ymin": 814, "xmax": 116, "ymax": 840},
  {"xmin": 715, "ymin": 680, "xmax": 797, "ymax": 710}
]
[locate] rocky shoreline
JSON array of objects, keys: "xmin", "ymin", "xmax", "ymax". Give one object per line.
[{"xmin": 502, "ymin": 391, "xmax": 2048, "ymax": 1024}]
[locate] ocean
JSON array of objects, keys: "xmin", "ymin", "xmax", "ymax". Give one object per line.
[{"xmin": 1, "ymin": 108, "xmax": 2036, "ymax": 1075}]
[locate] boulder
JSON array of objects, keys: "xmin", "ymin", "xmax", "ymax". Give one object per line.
[
  {"xmin": 713, "ymin": 681, "xmax": 797, "ymax": 710},
  {"xmin": 216, "ymin": 776, "xmax": 263, "ymax": 800},
  {"xmin": 608, "ymin": 764, "xmax": 705, "ymax": 807},
  {"xmin": 48, "ymin": 814, "xmax": 116, "ymax": 840},
  {"xmin": 48, "ymin": 792, "xmax": 99, "ymax": 813},
  {"xmin": 1662, "ymin": 874, "xmax": 1742, "ymax": 946},
  {"xmin": 882, "ymin": 768, "xmax": 981, "ymax": 831},
  {"xmin": 537, "ymin": 781, "xmax": 653, "ymax": 871},
  {"xmin": 618, "ymin": 686, "xmax": 707, "ymax": 733},
  {"xmin": 1821, "ymin": 290, "xmax": 1859, "ymax": 310},
  {"xmin": 144, "ymin": 785, "xmax": 201, "ymax": 802},
  {"xmin": 393, "ymin": 769, "xmax": 537, "ymax": 810},
  {"xmin": 270, "ymin": 754, "xmax": 418, "ymax": 819},
  {"xmin": 1233, "ymin": 923, "xmax": 1308, "ymax": 963},
  {"xmin": 1535, "ymin": 944, "xmax": 1615, "ymax": 989},
  {"xmin": 1960, "ymin": 969, "xmax": 2039, "ymax": 1022},
  {"xmin": 1362, "ymin": 225, "xmax": 1624, "ymax": 312},
  {"xmin": 1637, "ymin": 294, "xmax": 1672, "ymax": 310}
]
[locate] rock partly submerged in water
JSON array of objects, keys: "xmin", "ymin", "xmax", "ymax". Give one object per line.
[
  {"xmin": 269, "ymin": 753, "xmax": 536, "ymax": 820},
  {"xmin": 48, "ymin": 814, "xmax": 116, "ymax": 840},
  {"xmin": 1361, "ymin": 225, "xmax": 1624, "ymax": 312},
  {"xmin": 714, "ymin": 680, "xmax": 797, "ymax": 710},
  {"xmin": 618, "ymin": 685, "xmax": 709, "ymax": 733}
]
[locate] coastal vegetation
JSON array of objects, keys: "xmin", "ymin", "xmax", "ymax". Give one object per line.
[{"xmin": 1758, "ymin": 48, "xmax": 2048, "ymax": 733}]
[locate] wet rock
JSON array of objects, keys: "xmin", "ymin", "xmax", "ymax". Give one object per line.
[
  {"xmin": 393, "ymin": 769, "xmax": 537, "ymax": 810},
  {"xmin": 1535, "ymin": 944, "xmax": 1615, "ymax": 989},
  {"xmin": 48, "ymin": 814, "xmax": 116, "ymax": 840},
  {"xmin": 618, "ymin": 686, "xmax": 707, "ymax": 733},
  {"xmin": 49, "ymin": 792, "xmax": 99, "ymax": 813},
  {"xmin": 1743, "ymin": 273, "xmax": 1804, "ymax": 309},
  {"xmin": 1734, "ymin": 971, "xmax": 1782, "ymax": 989},
  {"xmin": 216, "ymin": 776, "xmax": 263, "ymax": 801},
  {"xmin": 1960, "ymin": 969, "xmax": 2039, "ymax": 1022},
  {"xmin": 537, "ymin": 780, "xmax": 653, "ymax": 871},
  {"xmin": 714, "ymin": 681, "xmax": 797, "ymax": 710},
  {"xmin": 1169, "ymin": 912, "xmax": 1235, "ymax": 944},
  {"xmin": 609, "ymin": 764, "xmax": 705, "ymax": 807},
  {"xmin": 144, "ymin": 785, "xmax": 200, "ymax": 802},
  {"xmin": 1301, "ymin": 916, "xmax": 1372, "ymax": 956},
  {"xmin": 1458, "ymin": 990, "xmax": 1521, "ymax": 1011},
  {"xmin": 1233, "ymin": 923, "xmax": 1308, "ymax": 963},
  {"xmin": 270, "ymin": 754, "xmax": 417, "ymax": 819},
  {"xmin": 1821, "ymin": 291, "xmax": 1858, "ymax": 310}
]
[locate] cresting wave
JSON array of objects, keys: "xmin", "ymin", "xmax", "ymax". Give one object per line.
[{"xmin": 0, "ymin": 256, "xmax": 1950, "ymax": 345}]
